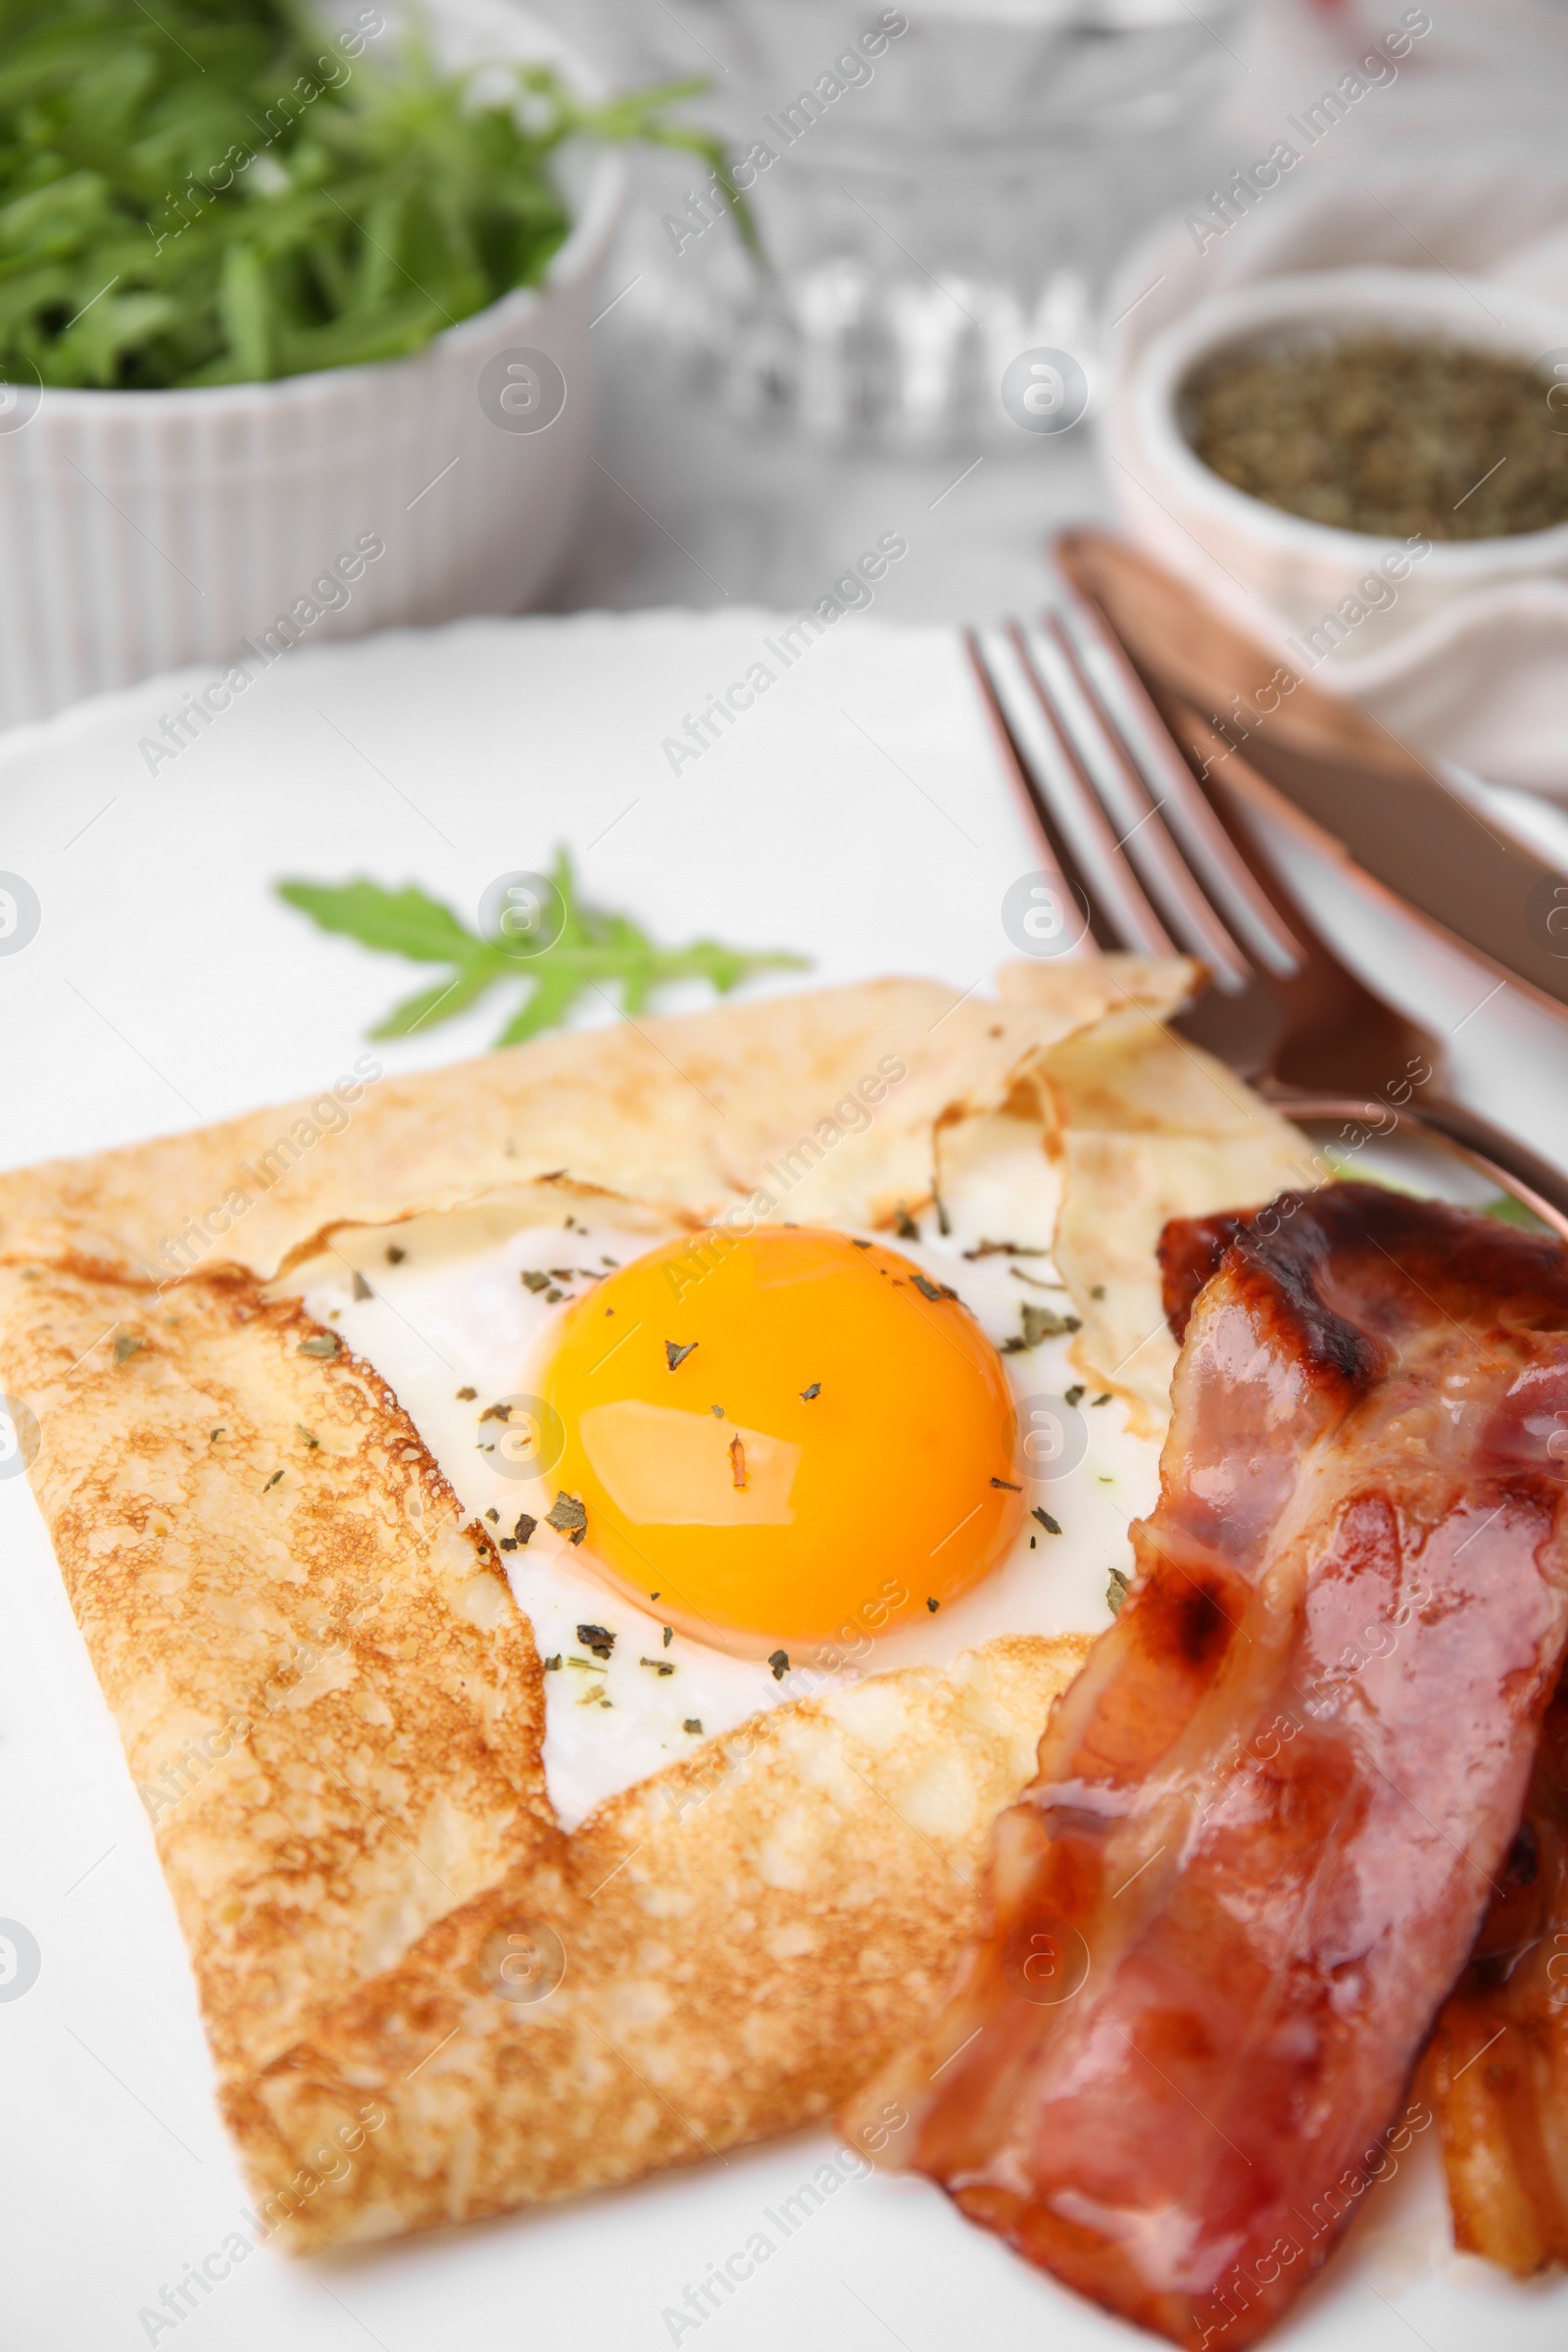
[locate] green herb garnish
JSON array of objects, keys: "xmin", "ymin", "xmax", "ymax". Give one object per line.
[
  {"xmin": 0, "ymin": 0, "xmax": 755, "ymax": 390},
  {"xmin": 910, "ymin": 1273, "xmax": 957, "ymax": 1304},
  {"xmin": 1006, "ymin": 1302, "xmax": 1081, "ymax": 1351},
  {"xmin": 664, "ymin": 1340, "xmax": 698, "ymax": 1370},
  {"xmin": 1481, "ymin": 1193, "xmax": 1548, "ymax": 1231},
  {"xmin": 1106, "ymin": 1568, "xmax": 1131, "ymax": 1615},
  {"xmin": 277, "ymin": 849, "xmax": 806, "ymax": 1046},
  {"xmin": 546, "ymin": 1492, "xmax": 587, "ymax": 1544}
]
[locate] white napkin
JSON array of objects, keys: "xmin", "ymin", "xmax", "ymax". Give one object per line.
[{"xmin": 1104, "ymin": 0, "xmax": 1568, "ymax": 796}]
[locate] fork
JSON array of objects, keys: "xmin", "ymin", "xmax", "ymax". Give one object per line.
[{"xmin": 966, "ymin": 537, "xmax": 1568, "ymax": 1240}]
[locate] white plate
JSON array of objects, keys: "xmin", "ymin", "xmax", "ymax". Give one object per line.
[{"xmin": 2, "ymin": 610, "xmax": 1565, "ymax": 2350}]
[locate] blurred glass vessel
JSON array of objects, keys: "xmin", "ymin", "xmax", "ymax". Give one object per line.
[{"xmin": 612, "ymin": 0, "xmax": 1247, "ymax": 452}]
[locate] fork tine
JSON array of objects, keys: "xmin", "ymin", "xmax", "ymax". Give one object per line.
[
  {"xmin": 962, "ymin": 630, "xmax": 1091, "ymax": 955},
  {"xmin": 976, "ymin": 622, "xmax": 1177, "ymax": 958},
  {"xmin": 1049, "ymin": 564, "xmax": 1303, "ymax": 978},
  {"xmin": 1021, "ymin": 612, "xmax": 1252, "ymax": 995}
]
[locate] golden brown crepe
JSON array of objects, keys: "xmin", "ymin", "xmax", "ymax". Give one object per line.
[{"xmin": 0, "ymin": 962, "xmax": 1305, "ymax": 2249}]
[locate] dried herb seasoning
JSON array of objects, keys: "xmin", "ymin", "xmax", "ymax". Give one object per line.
[
  {"xmin": 910, "ymin": 1272, "xmax": 958, "ymax": 1304},
  {"xmin": 1106, "ymin": 1567, "xmax": 1131, "ymax": 1615},
  {"xmin": 664, "ymin": 1340, "xmax": 698, "ymax": 1370},
  {"xmin": 521, "ymin": 1270, "xmax": 552, "ymax": 1294},
  {"xmin": 800, "ymin": 1382, "xmax": 821, "ymax": 1401},
  {"xmin": 1006, "ymin": 1302, "xmax": 1080, "ymax": 1351},
  {"xmin": 1033, "ymin": 1507, "xmax": 1061, "ymax": 1535},
  {"xmin": 576, "ymin": 1623, "xmax": 614, "ymax": 1659},
  {"xmin": 298, "ymin": 1332, "xmax": 339, "ymax": 1357},
  {"xmin": 768, "ymin": 1649, "xmax": 790, "ymax": 1680},
  {"xmin": 1185, "ymin": 335, "xmax": 1568, "ymax": 540},
  {"xmin": 545, "ymin": 1492, "xmax": 587, "ymax": 1544}
]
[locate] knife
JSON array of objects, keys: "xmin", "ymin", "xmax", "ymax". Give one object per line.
[{"xmin": 1052, "ymin": 527, "xmax": 1568, "ymax": 1021}]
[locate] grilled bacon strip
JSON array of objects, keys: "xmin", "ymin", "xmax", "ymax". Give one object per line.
[
  {"xmin": 1428, "ymin": 1669, "xmax": 1568, "ymax": 2274},
  {"xmin": 845, "ymin": 1184, "xmax": 1568, "ymax": 2348}
]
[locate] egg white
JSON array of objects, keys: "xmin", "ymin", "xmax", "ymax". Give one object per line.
[{"xmin": 296, "ymin": 1126, "xmax": 1159, "ymax": 1829}]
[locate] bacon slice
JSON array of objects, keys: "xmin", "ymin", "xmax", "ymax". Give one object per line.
[
  {"xmin": 1428, "ymin": 1669, "xmax": 1568, "ymax": 2273},
  {"xmin": 845, "ymin": 1183, "xmax": 1568, "ymax": 2348}
]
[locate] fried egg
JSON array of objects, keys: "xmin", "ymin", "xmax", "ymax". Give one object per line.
[{"xmin": 296, "ymin": 1119, "xmax": 1161, "ymax": 1828}]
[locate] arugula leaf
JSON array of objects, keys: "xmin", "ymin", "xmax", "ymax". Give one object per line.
[
  {"xmin": 1480, "ymin": 1192, "xmax": 1547, "ymax": 1231},
  {"xmin": 276, "ymin": 849, "xmax": 808, "ymax": 1047},
  {"xmin": 0, "ymin": 1, "xmax": 760, "ymax": 391},
  {"xmin": 276, "ymin": 879, "xmax": 481, "ymax": 964}
]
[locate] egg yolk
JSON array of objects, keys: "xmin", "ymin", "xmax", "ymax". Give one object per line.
[{"xmin": 538, "ymin": 1225, "xmax": 1024, "ymax": 1657}]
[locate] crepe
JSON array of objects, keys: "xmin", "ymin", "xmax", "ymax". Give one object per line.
[
  {"xmin": 0, "ymin": 960, "xmax": 1306, "ymax": 2249},
  {"xmin": 1004, "ymin": 979, "xmax": 1312, "ymax": 1426}
]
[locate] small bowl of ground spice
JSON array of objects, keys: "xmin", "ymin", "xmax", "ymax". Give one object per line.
[{"xmin": 1121, "ymin": 267, "xmax": 1568, "ymax": 663}]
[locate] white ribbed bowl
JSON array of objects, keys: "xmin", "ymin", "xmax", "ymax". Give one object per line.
[{"xmin": 0, "ymin": 5, "xmax": 625, "ymax": 729}]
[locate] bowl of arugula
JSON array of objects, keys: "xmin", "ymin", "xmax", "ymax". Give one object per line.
[{"xmin": 0, "ymin": 0, "xmax": 745, "ymax": 728}]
